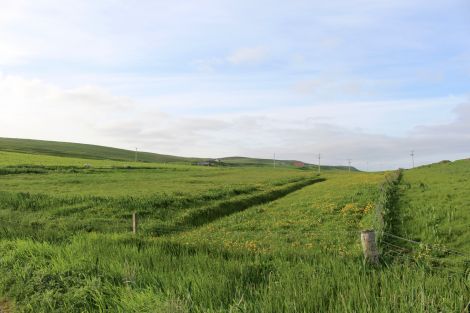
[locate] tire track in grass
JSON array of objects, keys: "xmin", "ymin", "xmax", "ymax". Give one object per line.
[{"xmin": 155, "ymin": 177, "xmax": 326, "ymax": 235}]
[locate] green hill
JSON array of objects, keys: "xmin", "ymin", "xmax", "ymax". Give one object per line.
[
  {"xmin": 0, "ymin": 137, "xmax": 357, "ymax": 170},
  {"xmin": 0, "ymin": 137, "xmax": 201, "ymax": 163},
  {"xmin": 219, "ymin": 156, "xmax": 358, "ymax": 171},
  {"xmin": 394, "ymin": 158, "xmax": 470, "ymax": 252}
]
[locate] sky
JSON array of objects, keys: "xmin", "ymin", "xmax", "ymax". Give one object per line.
[{"xmin": 0, "ymin": 0, "xmax": 469, "ymax": 170}]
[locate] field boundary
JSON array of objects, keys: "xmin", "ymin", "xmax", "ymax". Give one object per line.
[{"xmin": 374, "ymin": 169, "xmax": 402, "ymax": 244}]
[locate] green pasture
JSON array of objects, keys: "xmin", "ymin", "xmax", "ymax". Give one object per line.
[
  {"xmin": 174, "ymin": 172, "xmax": 385, "ymax": 254},
  {"xmin": 0, "ymin": 147, "xmax": 468, "ymax": 312}
]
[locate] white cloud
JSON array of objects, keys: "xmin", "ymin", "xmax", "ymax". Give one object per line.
[
  {"xmin": 227, "ymin": 46, "xmax": 268, "ymax": 65},
  {"xmin": 191, "ymin": 58, "xmax": 225, "ymax": 73},
  {"xmin": 192, "ymin": 46, "xmax": 270, "ymax": 72},
  {"xmin": 0, "ymin": 74, "xmax": 144, "ymax": 145},
  {"xmin": 1, "ymin": 74, "xmax": 468, "ymax": 169},
  {"xmin": 0, "ymin": 1, "xmax": 468, "ymax": 169}
]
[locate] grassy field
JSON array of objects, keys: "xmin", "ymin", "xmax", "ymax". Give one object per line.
[
  {"xmin": 0, "ymin": 137, "xmax": 352, "ymax": 170},
  {"xmin": 396, "ymin": 160, "xmax": 470, "ymax": 249},
  {"xmin": 384, "ymin": 160, "xmax": 470, "ymax": 270},
  {"xmin": 0, "ymin": 137, "xmax": 200, "ymax": 164},
  {"xmin": 0, "ymin": 146, "xmax": 468, "ymax": 312},
  {"xmin": 173, "ymin": 171, "xmax": 384, "ymax": 254}
]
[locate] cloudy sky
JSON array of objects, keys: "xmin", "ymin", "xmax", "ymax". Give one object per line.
[{"xmin": 1, "ymin": 0, "xmax": 469, "ymax": 170}]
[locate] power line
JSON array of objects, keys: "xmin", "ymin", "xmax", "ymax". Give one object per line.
[{"xmin": 317, "ymin": 153, "xmax": 321, "ymax": 174}]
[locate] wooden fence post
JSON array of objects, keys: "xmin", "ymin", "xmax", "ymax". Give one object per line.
[
  {"xmin": 132, "ymin": 212, "xmax": 138, "ymax": 234},
  {"xmin": 361, "ymin": 230, "xmax": 379, "ymax": 265}
]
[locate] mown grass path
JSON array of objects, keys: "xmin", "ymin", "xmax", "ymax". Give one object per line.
[
  {"xmin": 173, "ymin": 172, "xmax": 385, "ymax": 254},
  {"xmin": 157, "ymin": 177, "xmax": 326, "ymax": 235}
]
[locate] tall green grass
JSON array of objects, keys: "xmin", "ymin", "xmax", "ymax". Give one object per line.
[
  {"xmin": 0, "ymin": 234, "xmax": 467, "ymax": 313},
  {"xmin": 0, "ymin": 151, "xmax": 469, "ymax": 312},
  {"xmin": 373, "ymin": 170, "xmax": 402, "ymax": 243}
]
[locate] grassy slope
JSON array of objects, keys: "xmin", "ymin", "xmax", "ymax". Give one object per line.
[
  {"xmin": 0, "ymin": 137, "xmax": 351, "ymax": 170},
  {"xmin": 394, "ymin": 159, "xmax": 470, "ymax": 252},
  {"xmin": 0, "ymin": 150, "xmax": 183, "ymax": 169},
  {"xmin": 0, "ymin": 151, "xmax": 468, "ymax": 312},
  {"xmin": 0, "ymin": 152, "xmax": 315, "ymax": 242},
  {"xmin": 0, "ymin": 155, "xmax": 311, "ymax": 197},
  {"xmin": 0, "ymin": 137, "xmax": 200, "ymax": 163},
  {"xmin": 220, "ymin": 156, "xmax": 357, "ymax": 170},
  {"xmin": 174, "ymin": 171, "xmax": 384, "ymax": 254}
]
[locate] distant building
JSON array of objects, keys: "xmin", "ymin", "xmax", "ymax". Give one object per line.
[
  {"xmin": 194, "ymin": 159, "xmax": 221, "ymax": 166},
  {"xmin": 292, "ymin": 161, "xmax": 305, "ymax": 167}
]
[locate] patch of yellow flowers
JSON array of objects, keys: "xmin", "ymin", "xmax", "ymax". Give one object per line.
[{"xmin": 340, "ymin": 202, "xmax": 374, "ymax": 216}]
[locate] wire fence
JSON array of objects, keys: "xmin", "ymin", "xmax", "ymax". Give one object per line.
[
  {"xmin": 2, "ymin": 208, "xmax": 469, "ymax": 281},
  {"xmin": 383, "ymin": 232, "xmax": 470, "ymax": 258}
]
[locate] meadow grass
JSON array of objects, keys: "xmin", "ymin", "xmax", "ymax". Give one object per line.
[
  {"xmin": 0, "ymin": 137, "xmax": 200, "ymax": 163},
  {"xmin": 0, "ymin": 233, "xmax": 467, "ymax": 313},
  {"xmin": 396, "ymin": 160, "xmax": 470, "ymax": 250},
  {"xmin": 0, "ymin": 151, "xmax": 313, "ymax": 197},
  {"xmin": 0, "ymin": 151, "xmax": 175, "ymax": 168},
  {"xmin": 0, "ymin": 152, "xmax": 316, "ymax": 243},
  {"xmin": 0, "ymin": 138, "xmax": 351, "ymax": 170},
  {"xmin": 0, "ymin": 151, "xmax": 469, "ymax": 312},
  {"xmin": 384, "ymin": 160, "xmax": 470, "ymax": 273},
  {"xmin": 172, "ymin": 171, "xmax": 385, "ymax": 254}
]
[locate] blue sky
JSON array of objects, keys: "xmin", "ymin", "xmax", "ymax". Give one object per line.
[{"xmin": 0, "ymin": 0, "xmax": 469, "ymax": 169}]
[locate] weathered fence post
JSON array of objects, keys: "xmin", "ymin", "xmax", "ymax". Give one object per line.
[
  {"xmin": 361, "ymin": 230, "xmax": 379, "ymax": 265},
  {"xmin": 132, "ymin": 212, "xmax": 138, "ymax": 234}
]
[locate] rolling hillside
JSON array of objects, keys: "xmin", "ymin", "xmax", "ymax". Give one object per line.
[
  {"xmin": 0, "ymin": 151, "xmax": 468, "ymax": 312},
  {"xmin": 0, "ymin": 137, "xmax": 200, "ymax": 163},
  {"xmin": 220, "ymin": 156, "xmax": 356, "ymax": 170},
  {"xmin": 0, "ymin": 138, "xmax": 354, "ymax": 170}
]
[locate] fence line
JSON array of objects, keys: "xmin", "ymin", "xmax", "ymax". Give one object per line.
[
  {"xmin": 384, "ymin": 249, "xmax": 467, "ymax": 278},
  {"xmin": 383, "ymin": 232, "xmax": 470, "ymax": 258}
]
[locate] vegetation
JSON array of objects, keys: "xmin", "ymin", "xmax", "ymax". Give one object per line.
[
  {"xmin": 173, "ymin": 171, "xmax": 384, "ymax": 254},
  {"xmin": 0, "ymin": 143, "xmax": 468, "ymax": 312},
  {"xmin": 219, "ymin": 156, "xmax": 356, "ymax": 171},
  {"xmin": 0, "ymin": 137, "xmax": 200, "ymax": 163},
  {"xmin": 0, "ymin": 138, "xmax": 351, "ymax": 170},
  {"xmin": 385, "ymin": 160, "xmax": 470, "ymax": 270},
  {"xmin": 397, "ymin": 160, "xmax": 470, "ymax": 249}
]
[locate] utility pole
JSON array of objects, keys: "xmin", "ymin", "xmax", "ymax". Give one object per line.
[
  {"xmin": 273, "ymin": 153, "xmax": 276, "ymax": 168},
  {"xmin": 347, "ymin": 159, "xmax": 352, "ymax": 172},
  {"xmin": 410, "ymin": 150, "xmax": 415, "ymax": 168},
  {"xmin": 317, "ymin": 153, "xmax": 321, "ymax": 174},
  {"xmin": 135, "ymin": 148, "xmax": 138, "ymax": 162}
]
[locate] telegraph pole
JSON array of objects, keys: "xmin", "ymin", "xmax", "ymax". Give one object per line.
[
  {"xmin": 273, "ymin": 153, "xmax": 276, "ymax": 168},
  {"xmin": 410, "ymin": 150, "xmax": 415, "ymax": 168},
  {"xmin": 347, "ymin": 159, "xmax": 352, "ymax": 172},
  {"xmin": 317, "ymin": 153, "xmax": 321, "ymax": 174},
  {"xmin": 135, "ymin": 148, "xmax": 138, "ymax": 162}
]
